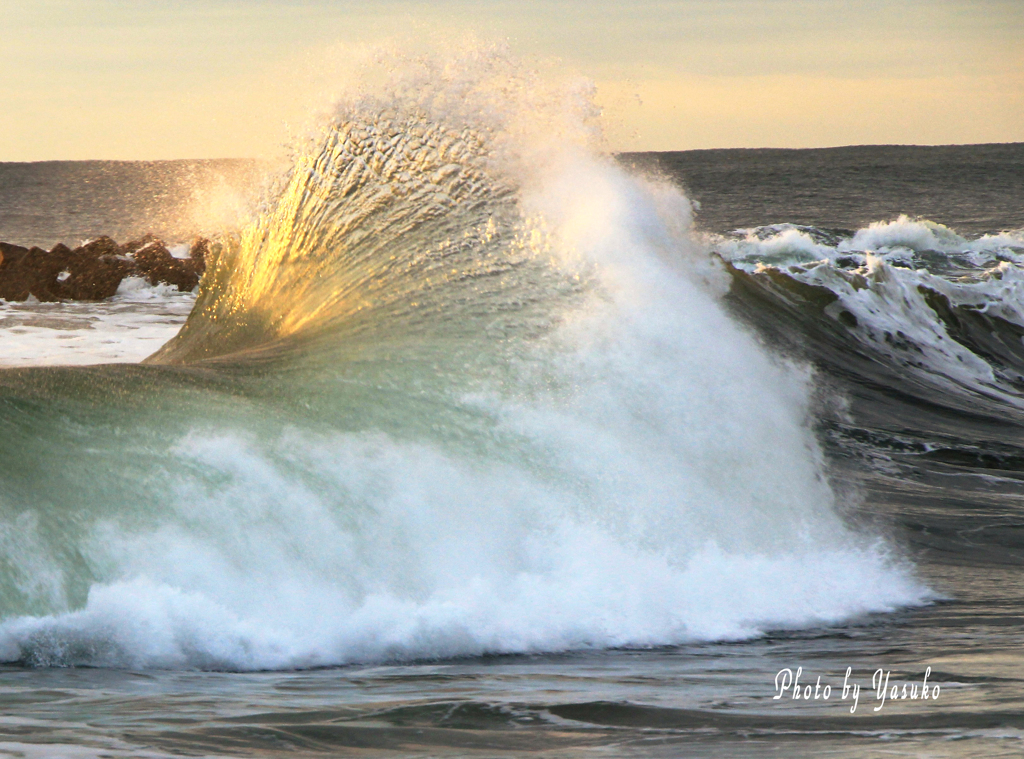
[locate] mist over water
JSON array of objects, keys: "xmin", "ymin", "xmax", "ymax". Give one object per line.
[{"xmin": 0, "ymin": 49, "xmax": 929, "ymax": 671}]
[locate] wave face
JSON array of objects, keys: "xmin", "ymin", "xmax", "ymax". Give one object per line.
[
  {"xmin": 0, "ymin": 50, "xmax": 926, "ymax": 670},
  {"xmin": 716, "ymin": 219, "xmax": 1024, "ymax": 410}
]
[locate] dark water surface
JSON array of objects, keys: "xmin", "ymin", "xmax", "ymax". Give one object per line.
[{"xmin": 622, "ymin": 143, "xmax": 1024, "ymax": 236}]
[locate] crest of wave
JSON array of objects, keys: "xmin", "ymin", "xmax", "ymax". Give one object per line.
[{"xmin": 151, "ymin": 43, "xmax": 604, "ymax": 362}]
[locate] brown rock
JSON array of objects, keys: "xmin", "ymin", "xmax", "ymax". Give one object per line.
[
  {"xmin": 0, "ymin": 242, "xmax": 32, "ymax": 301},
  {"xmin": 76, "ymin": 236, "xmax": 121, "ymax": 259},
  {"xmin": 23, "ymin": 245, "xmax": 73, "ymax": 301},
  {"xmin": 0, "ymin": 243, "xmax": 87, "ymax": 302},
  {"xmin": 188, "ymin": 237, "xmax": 211, "ymax": 275},
  {"xmin": 0, "ymin": 233, "xmax": 205, "ymax": 302},
  {"xmin": 120, "ymin": 234, "xmax": 161, "ymax": 258},
  {"xmin": 58, "ymin": 247, "xmax": 136, "ymax": 301},
  {"xmin": 130, "ymin": 238, "xmax": 200, "ymax": 292}
]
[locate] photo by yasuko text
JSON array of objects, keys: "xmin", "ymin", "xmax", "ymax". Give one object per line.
[{"xmin": 774, "ymin": 667, "xmax": 941, "ymax": 713}]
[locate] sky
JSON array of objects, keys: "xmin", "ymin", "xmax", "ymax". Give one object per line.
[{"xmin": 1, "ymin": 0, "xmax": 1022, "ymax": 160}]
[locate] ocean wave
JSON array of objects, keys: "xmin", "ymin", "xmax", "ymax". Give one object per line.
[
  {"xmin": 718, "ymin": 216, "xmax": 1024, "ymax": 268},
  {"xmin": 715, "ymin": 218, "xmax": 1024, "ymax": 407},
  {"xmin": 0, "ymin": 47, "xmax": 929, "ymax": 669}
]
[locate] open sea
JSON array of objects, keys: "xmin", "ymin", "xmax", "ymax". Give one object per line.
[{"xmin": 1, "ymin": 70, "xmax": 1023, "ymax": 757}]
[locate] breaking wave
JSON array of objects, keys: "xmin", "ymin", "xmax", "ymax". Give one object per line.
[
  {"xmin": 716, "ymin": 219, "xmax": 1024, "ymax": 406},
  {"xmin": 0, "ymin": 48, "xmax": 928, "ymax": 670}
]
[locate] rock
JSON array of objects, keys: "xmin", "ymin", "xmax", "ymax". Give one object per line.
[
  {"xmin": 0, "ymin": 233, "xmax": 205, "ymax": 302},
  {"xmin": 77, "ymin": 236, "xmax": 121, "ymax": 259},
  {"xmin": 59, "ymin": 256, "xmax": 134, "ymax": 301},
  {"xmin": 0, "ymin": 243, "xmax": 79, "ymax": 301},
  {"xmin": 58, "ymin": 240, "xmax": 136, "ymax": 300},
  {"xmin": 188, "ymin": 238, "xmax": 211, "ymax": 275},
  {"xmin": 23, "ymin": 245, "xmax": 73, "ymax": 301},
  {"xmin": 129, "ymin": 238, "xmax": 200, "ymax": 292},
  {"xmin": 120, "ymin": 234, "xmax": 161, "ymax": 258},
  {"xmin": 0, "ymin": 242, "xmax": 32, "ymax": 301}
]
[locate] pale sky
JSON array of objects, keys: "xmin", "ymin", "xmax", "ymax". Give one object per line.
[{"xmin": 1, "ymin": 0, "xmax": 1021, "ymax": 160}]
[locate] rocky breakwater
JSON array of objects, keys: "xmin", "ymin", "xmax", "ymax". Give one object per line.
[{"xmin": 0, "ymin": 236, "xmax": 211, "ymax": 302}]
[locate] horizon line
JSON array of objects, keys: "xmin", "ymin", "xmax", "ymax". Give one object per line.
[{"xmin": 3, "ymin": 141, "xmax": 1023, "ymax": 165}]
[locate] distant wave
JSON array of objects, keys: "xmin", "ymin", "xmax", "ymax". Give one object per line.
[{"xmin": 716, "ymin": 218, "xmax": 1024, "ymax": 409}]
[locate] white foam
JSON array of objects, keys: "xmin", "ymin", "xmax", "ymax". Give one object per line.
[
  {"xmin": 0, "ymin": 430, "xmax": 925, "ymax": 670},
  {"xmin": 0, "ymin": 278, "xmax": 194, "ymax": 367},
  {"xmin": 712, "ymin": 215, "xmax": 1024, "ymax": 400},
  {"xmin": 840, "ymin": 215, "xmax": 966, "ymax": 253},
  {"xmin": 715, "ymin": 225, "xmax": 838, "ymax": 264},
  {"xmin": 716, "ymin": 217, "xmax": 1024, "ymax": 269}
]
